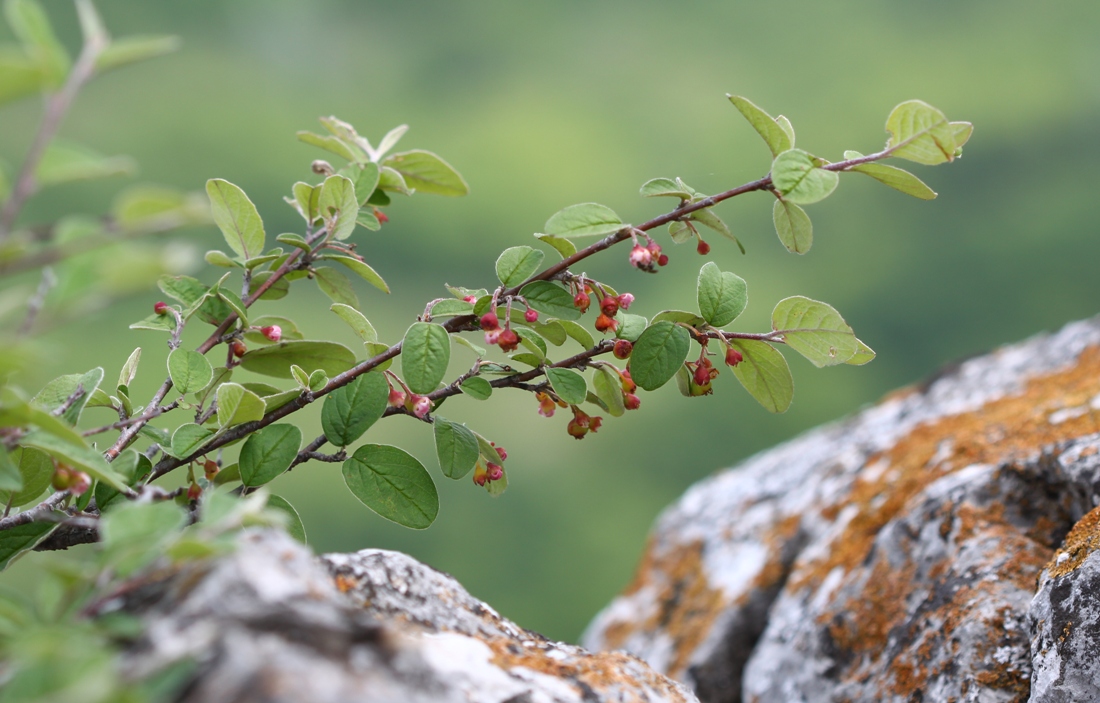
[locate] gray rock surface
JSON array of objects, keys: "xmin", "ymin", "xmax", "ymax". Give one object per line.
[
  {"xmin": 93, "ymin": 529, "xmax": 696, "ymax": 703},
  {"xmin": 583, "ymin": 317, "xmax": 1100, "ymax": 702}
]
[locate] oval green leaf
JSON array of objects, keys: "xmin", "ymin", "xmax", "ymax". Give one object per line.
[
  {"xmin": 772, "ymin": 296, "xmax": 858, "ymax": 367},
  {"xmin": 216, "ymin": 383, "xmax": 267, "ymax": 427},
  {"xmin": 240, "ymin": 424, "xmax": 302, "ymax": 487},
  {"xmin": 239, "ymin": 340, "xmax": 357, "ymax": 379},
  {"xmin": 206, "ymin": 178, "xmax": 265, "ymax": 260},
  {"xmin": 696, "ymin": 262, "xmax": 748, "ymax": 328},
  {"xmin": 342, "ymin": 444, "xmax": 438, "ymax": 529},
  {"xmin": 772, "ymin": 199, "xmax": 812, "ymax": 254},
  {"xmin": 593, "ymin": 366, "xmax": 626, "ymax": 417},
  {"xmin": 321, "ymin": 371, "xmax": 388, "ymax": 446},
  {"xmin": 314, "ymin": 266, "xmax": 359, "ymax": 308},
  {"xmin": 460, "ymin": 376, "xmax": 493, "ymax": 400},
  {"xmin": 771, "ymin": 149, "xmax": 839, "ymax": 205},
  {"xmin": 884, "ymin": 100, "xmax": 957, "ymax": 165},
  {"xmin": 519, "ymin": 281, "xmax": 581, "ymax": 321},
  {"xmin": 640, "ymin": 177, "xmax": 693, "ymax": 199},
  {"xmin": 318, "ymin": 175, "xmax": 359, "ymax": 240},
  {"xmin": 324, "ymin": 255, "xmax": 390, "ymax": 293},
  {"xmin": 383, "ymin": 150, "xmax": 469, "ymax": 196},
  {"xmin": 496, "ymin": 246, "xmax": 545, "ymax": 287},
  {"xmin": 266, "ymin": 494, "xmax": 308, "ymax": 543},
  {"xmin": 434, "ymin": 417, "xmax": 480, "ymax": 479},
  {"xmin": 545, "ymin": 367, "xmax": 587, "ymax": 405},
  {"xmin": 402, "ymin": 322, "xmax": 451, "ymax": 395},
  {"xmin": 727, "ymin": 95, "xmax": 791, "ymax": 157},
  {"xmin": 543, "ymin": 203, "xmax": 623, "ymax": 238},
  {"xmin": 630, "ymin": 321, "xmax": 691, "ymax": 391},
  {"xmin": 728, "ymin": 339, "xmax": 793, "ymax": 413},
  {"xmin": 167, "ymin": 349, "xmax": 213, "ymax": 394}
]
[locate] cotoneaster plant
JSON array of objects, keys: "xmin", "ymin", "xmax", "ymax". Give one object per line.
[{"xmin": 0, "ymin": 3, "xmax": 974, "ymax": 554}]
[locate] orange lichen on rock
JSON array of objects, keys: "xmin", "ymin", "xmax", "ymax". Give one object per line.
[
  {"xmin": 486, "ymin": 638, "xmax": 693, "ymax": 703},
  {"xmin": 1046, "ymin": 504, "xmax": 1100, "ymax": 578},
  {"xmin": 791, "ymin": 345, "xmax": 1100, "ymax": 593}
]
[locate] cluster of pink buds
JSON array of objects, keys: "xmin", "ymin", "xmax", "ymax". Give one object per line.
[
  {"xmin": 567, "ymin": 406, "xmax": 603, "ymax": 439},
  {"xmin": 611, "ymin": 364, "xmax": 641, "ymax": 411},
  {"xmin": 51, "ymin": 464, "xmax": 91, "ymax": 496},
  {"xmin": 473, "ymin": 442, "xmax": 508, "ymax": 487},
  {"xmin": 481, "ymin": 309, "xmax": 521, "ymax": 352},
  {"xmin": 629, "ymin": 239, "xmax": 668, "ymax": 273}
]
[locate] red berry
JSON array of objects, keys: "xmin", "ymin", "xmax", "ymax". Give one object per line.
[
  {"xmin": 154, "ymin": 301, "xmax": 169, "ymax": 315},
  {"xmin": 600, "ymin": 296, "xmax": 619, "ymax": 317},
  {"xmin": 697, "ymin": 240, "xmax": 711, "ymax": 256},
  {"xmin": 595, "ymin": 314, "xmax": 617, "ymax": 333},
  {"xmin": 613, "ymin": 339, "xmax": 633, "ymax": 359},
  {"xmin": 51, "ymin": 466, "xmax": 73, "ymax": 491},
  {"xmin": 620, "ymin": 368, "xmax": 637, "ymax": 393},
  {"xmin": 524, "ymin": 308, "xmax": 539, "ymax": 323},
  {"xmin": 203, "ymin": 459, "xmax": 219, "ymax": 480},
  {"xmin": 693, "ymin": 363, "xmax": 712, "ymax": 387},
  {"xmin": 498, "ymin": 328, "xmax": 520, "ymax": 352},
  {"xmin": 574, "ymin": 291, "xmax": 591, "ymax": 313},
  {"xmin": 187, "ymin": 483, "xmax": 202, "ymax": 501},
  {"xmin": 480, "ymin": 312, "xmax": 500, "ymax": 331},
  {"xmin": 231, "ymin": 340, "xmax": 248, "ymax": 358},
  {"xmin": 658, "ymin": 254, "xmax": 669, "ymax": 267},
  {"xmin": 260, "ymin": 325, "xmax": 282, "ymax": 342},
  {"xmin": 624, "ymin": 393, "xmax": 641, "ymax": 410},
  {"xmin": 725, "ymin": 347, "xmax": 744, "ymax": 367}
]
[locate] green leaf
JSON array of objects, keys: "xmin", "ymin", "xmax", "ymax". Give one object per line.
[
  {"xmin": 727, "ymin": 95, "xmax": 791, "ymax": 157},
  {"xmin": 545, "ymin": 367, "xmax": 587, "ymax": 405},
  {"xmin": 249, "ymin": 271, "xmax": 290, "ymax": 301},
  {"xmin": 364, "ymin": 342, "xmax": 393, "ymax": 372},
  {"xmin": 277, "ymin": 231, "xmax": 311, "ymax": 250},
  {"xmin": 772, "ymin": 296, "xmax": 858, "ymax": 367},
  {"xmin": 32, "ymin": 367, "xmax": 103, "ymax": 425},
  {"xmin": 401, "ymin": 322, "xmax": 450, "ymax": 395},
  {"xmin": 266, "ymin": 495, "xmax": 307, "ymax": 543},
  {"xmin": 20, "ymin": 430, "xmax": 128, "ymax": 491},
  {"xmin": 296, "ymin": 130, "xmax": 361, "ymax": 162},
  {"xmin": 771, "ymin": 149, "xmax": 839, "ymax": 205},
  {"xmin": 308, "ymin": 369, "xmax": 329, "ymax": 392},
  {"xmin": 728, "ymin": 339, "xmax": 793, "ymax": 413},
  {"xmin": 0, "ymin": 48, "xmax": 44, "ymax": 106},
  {"xmin": 430, "ymin": 299, "xmax": 474, "ymax": 317},
  {"xmin": 558, "ymin": 320, "xmax": 594, "ymax": 349},
  {"xmin": 378, "ymin": 166, "xmax": 412, "ymax": 194},
  {"xmin": 952, "ymin": 121, "xmax": 974, "ymax": 150},
  {"xmin": 239, "ymin": 424, "xmax": 302, "ymax": 487},
  {"xmin": 375, "ymin": 124, "xmax": 409, "ymax": 159},
  {"xmin": 206, "ymin": 179, "xmax": 265, "ymax": 260},
  {"xmin": 204, "ymin": 249, "xmax": 239, "ymax": 268},
  {"xmin": 322, "ymin": 255, "xmax": 389, "ymax": 293},
  {"xmin": 775, "ymin": 115, "xmax": 796, "ymax": 147},
  {"xmin": 0, "ymin": 522, "xmax": 56, "ymax": 571},
  {"xmin": 5, "ymin": 0, "xmax": 69, "ymax": 87},
  {"xmin": 330, "ymin": 304, "xmax": 377, "ymax": 342},
  {"xmin": 843, "ymin": 151, "xmax": 936, "ymax": 200},
  {"xmin": 342, "ymin": 444, "xmax": 438, "ymax": 529},
  {"xmin": 593, "ymin": 366, "xmax": 626, "ymax": 417},
  {"xmin": 696, "ymin": 262, "xmax": 748, "ymax": 327},
  {"xmin": 0, "ymin": 448, "xmax": 21, "ymax": 492},
  {"xmin": 434, "ymin": 417, "xmax": 480, "ymax": 479},
  {"xmin": 100, "ymin": 502, "xmax": 187, "ymax": 577},
  {"xmin": 846, "ymin": 339, "xmax": 876, "ymax": 366},
  {"xmin": 321, "ymin": 372, "xmax": 388, "ymax": 446},
  {"xmin": 496, "ymin": 246, "xmax": 545, "ymax": 287},
  {"xmin": 213, "ymin": 286, "xmax": 249, "ymax": 326},
  {"xmin": 353, "ymin": 162, "xmax": 381, "ymax": 205},
  {"xmin": 383, "ymin": 150, "xmax": 469, "ymax": 196},
  {"xmin": 216, "ymin": 383, "xmax": 266, "ymax": 427},
  {"xmin": 193, "ymin": 366, "xmax": 231, "ymax": 406},
  {"xmin": 158, "ymin": 274, "xmax": 207, "ymax": 307},
  {"xmin": 518, "ymin": 329, "xmax": 547, "ymax": 359},
  {"xmin": 689, "ymin": 207, "xmax": 731, "ymax": 238},
  {"xmin": 615, "ymin": 313, "xmax": 648, "ymax": 342},
  {"xmin": 0, "ymin": 447, "xmax": 51, "ymax": 507},
  {"xmin": 94, "ymin": 450, "xmax": 151, "ymax": 514},
  {"xmin": 118, "ymin": 347, "xmax": 142, "ymax": 392},
  {"xmin": 288, "ymin": 182, "xmax": 320, "ymax": 224},
  {"xmin": 95, "ymin": 34, "xmax": 180, "ymax": 73},
  {"xmin": 318, "ymin": 175, "xmax": 359, "ymax": 240},
  {"xmin": 640, "ymin": 177, "xmax": 693, "ymax": 199},
  {"xmin": 630, "ymin": 321, "xmax": 691, "ymax": 391},
  {"xmin": 543, "ymin": 203, "xmax": 623, "ymax": 238},
  {"xmin": 356, "ymin": 210, "xmax": 381, "ymax": 231},
  {"xmin": 668, "ymin": 220, "xmax": 693, "ymax": 244},
  {"xmin": 520, "ymin": 281, "xmax": 581, "ymax": 320},
  {"xmin": 170, "ymin": 424, "xmax": 214, "ymax": 461},
  {"xmin": 240, "ymin": 340, "xmax": 356, "ymax": 379},
  {"xmin": 772, "ymin": 199, "xmax": 812, "ymax": 254},
  {"xmin": 651, "ymin": 309, "xmax": 707, "ymax": 327},
  {"xmin": 884, "ymin": 100, "xmax": 958, "ymax": 165},
  {"xmin": 460, "ymin": 376, "xmax": 492, "ymax": 400},
  {"xmin": 451, "ymin": 335, "xmax": 486, "ymax": 358},
  {"xmin": 167, "ymin": 350, "xmax": 213, "ymax": 394},
  {"xmin": 35, "ymin": 141, "xmax": 134, "ymax": 187},
  {"xmin": 510, "ymin": 353, "xmax": 541, "ymax": 368},
  {"xmin": 314, "ymin": 266, "xmax": 359, "ymax": 308},
  {"xmin": 535, "ymin": 233, "xmax": 577, "ymax": 259}
]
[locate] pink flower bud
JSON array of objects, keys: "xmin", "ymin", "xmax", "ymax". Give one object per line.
[
  {"xmin": 486, "ymin": 463, "xmax": 504, "ymax": 481},
  {"xmin": 624, "ymin": 393, "xmax": 641, "ymax": 410},
  {"xmin": 154, "ymin": 301, "xmax": 169, "ymax": 315},
  {"xmin": 388, "ymin": 387, "xmax": 407, "ymax": 407},
  {"xmin": 261, "ymin": 325, "xmax": 282, "ymax": 342},
  {"xmin": 617, "ymin": 293, "xmax": 634, "ymax": 310},
  {"xmin": 485, "ymin": 328, "xmax": 503, "ymax": 345},
  {"xmin": 463, "ymin": 295, "xmax": 477, "ymax": 304},
  {"xmin": 629, "ymin": 244, "xmax": 653, "ymax": 268},
  {"xmin": 725, "ymin": 347, "xmax": 744, "ymax": 367},
  {"xmin": 524, "ymin": 308, "xmax": 539, "ymax": 323},
  {"xmin": 411, "ymin": 395, "xmax": 432, "ymax": 418}
]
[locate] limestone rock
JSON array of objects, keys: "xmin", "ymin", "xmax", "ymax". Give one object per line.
[
  {"xmin": 93, "ymin": 530, "xmax": 696, "ymax": 703},
  {"xmin": 584, "ymin": 317, "xmax": 1100, "ymax": 702}
]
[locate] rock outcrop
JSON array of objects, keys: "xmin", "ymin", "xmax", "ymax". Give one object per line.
[
  {"xmin": 584, "ymin": 317, "xmax": 1100, "ymax": 702},
  {"xmin": 93, "ymin": 530, "xmax": 696, "ymax": 703}
]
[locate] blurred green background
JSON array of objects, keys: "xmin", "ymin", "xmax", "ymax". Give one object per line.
[{"xmin": 2, "ymin": 1, "xmax": 1099, "ymax": 642}]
